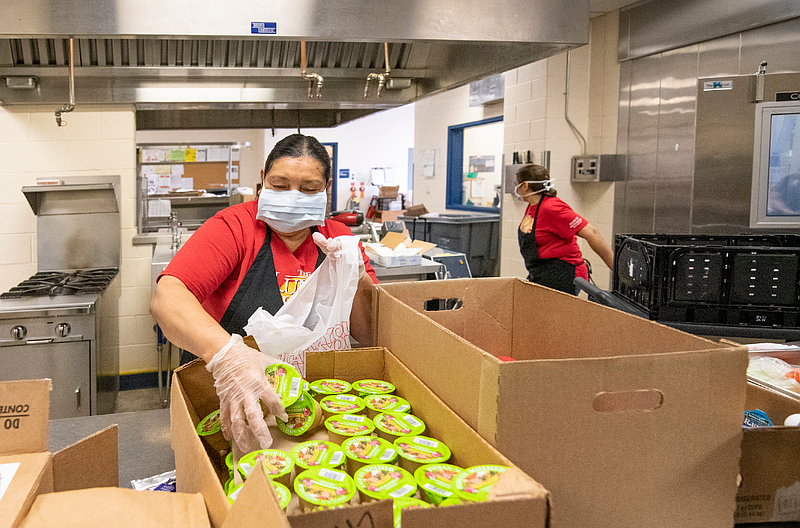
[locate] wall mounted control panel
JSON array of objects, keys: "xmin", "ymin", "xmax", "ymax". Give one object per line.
[{"xmin": 570, "ymin": 154, "xmax": 623, "ymax": 182}]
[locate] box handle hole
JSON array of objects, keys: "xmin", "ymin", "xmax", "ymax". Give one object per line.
[
  {"xmin": 592, "ymin": 389, "xmax": 663, "ymax": 413},
  {"xmin": 423, "ymin": 298, "xmax": 463, "ymax": 311}
]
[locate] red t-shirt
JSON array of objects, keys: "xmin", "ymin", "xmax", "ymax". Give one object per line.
[
  {"xmin": 159, "ymin": 200, "xmax": 377, "ymax": 322},
  {"xmin": 520, "ymin": 196, "xmax": 589, "ymax": 279}
]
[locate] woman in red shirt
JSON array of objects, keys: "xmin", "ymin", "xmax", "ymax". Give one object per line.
[
  {"xmin": 515, "ymin": 164, "xmax": 614, "ymax": 295},
  {"xmin": 150, "ymin": 134, "xmax": 377, "ymax": 453}
]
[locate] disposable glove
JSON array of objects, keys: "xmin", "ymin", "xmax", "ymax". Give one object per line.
[
  {"xmin": 206, "ymin": 334, "xmax": 288, "ymax": 454},
  {"xmin": 313, "ymin": 232, "xmax": 365, "ymax": 274}
]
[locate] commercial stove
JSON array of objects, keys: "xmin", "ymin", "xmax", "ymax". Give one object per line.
[{"xmin": 0, "ymin": 177, "xmax": 121, "ymax": 418}]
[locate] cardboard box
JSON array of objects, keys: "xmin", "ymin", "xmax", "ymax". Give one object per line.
[
  {"xmin": 170, "ymin": 347, "xmax": 551, "ymax": 528},
  {"xmin": 366, "ymin": 232, "xmax": 436, "ymax": 268},
  {"xmin": 375, "ymin": 278, "xmax": 750, "ymax": 528},
  {"xmin": 379, "ymin": 185, "xmax": 400, "ymax": 198},
  {"xmin": 372, "ymin": 209, "xmax": 404, "ymax": 223},
  {"xmin": 736, "ymin": 382, "xmax": 800, "ymax": 523},
  {"xmin": 0, "ymin": 379, "xmax": 210, "ymax": 528}
]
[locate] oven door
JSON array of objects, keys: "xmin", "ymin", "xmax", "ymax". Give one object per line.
[{"xmin": 0, "ymin": 341, "xmax": 91, "ymax": 418}]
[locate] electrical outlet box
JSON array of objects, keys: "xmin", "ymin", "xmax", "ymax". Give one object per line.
[{"xmin": 571, "ymin": 154, "xmax": 622, "ymax": 182}]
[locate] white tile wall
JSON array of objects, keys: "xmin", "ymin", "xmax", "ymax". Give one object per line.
[
  {"xmin": 0, "ymin": 106, "xmax": 156, "ymax": 375},
  {"xmin": 499, "ymin": 11, "xmax": 620, "ymax": 289}
]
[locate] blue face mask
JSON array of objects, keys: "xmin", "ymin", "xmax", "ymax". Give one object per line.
[{"xmin": 256, "ymin": 188, "xmax": 328, "ymax": 233}]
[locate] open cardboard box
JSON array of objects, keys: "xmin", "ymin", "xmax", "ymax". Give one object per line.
[
  {"xmin": 376, "ymin": 278, "xmax": 750, "ymax": 528},
  {"xmin": 737, "ymin": 381, "xmax": 800, "ymax": 523},
  {"xmin": 365, "ymin": 232, "xmax": 436, "ymax": 268},
  {"xmin": 170, "ymin": 347, "xmax": 550, "ymax": 528},
  {"xmin": 0, "ymin": 379, "xmax": 209, "ymax": 528}
]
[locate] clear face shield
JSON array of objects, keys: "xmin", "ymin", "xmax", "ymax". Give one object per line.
[{"xmin": 513, "ymin": 179, "xmax": 554, "ymax": 200}]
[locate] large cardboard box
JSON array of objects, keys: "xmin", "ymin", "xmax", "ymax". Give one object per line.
[
  {"xmin": 736, "ymin": 382, "xmax": 800, "ymax": 523},
  {"xmin": 0, "ymin": 379, "xmax": 210, "ymax": 528},
  {"xmin": 171, "ymin": 347, "xmax": 551, "ymax": 528},
  {"xmin": 376, "ymin": 278, "xmax": 750, "ymax": 528}
]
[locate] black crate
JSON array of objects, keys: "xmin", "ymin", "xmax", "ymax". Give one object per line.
[{"xmin": 613, "ymin": 235, "xmax": 800, "ymax": 328}]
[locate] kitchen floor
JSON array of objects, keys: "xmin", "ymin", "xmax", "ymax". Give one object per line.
[{"xmin": 115, "ymin": 387, "xmax": 166, "ymax": 413}]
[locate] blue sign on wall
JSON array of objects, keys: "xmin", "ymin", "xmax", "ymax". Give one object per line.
[
  {"xmin": 251, "ymin": 22, "xmax": 277, "ymax": 35},
  {"xmin": 339, "ymin": 169, "xmax": 350, "ymax": 179}
]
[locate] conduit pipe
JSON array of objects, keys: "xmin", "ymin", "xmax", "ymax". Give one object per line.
[
  {"xmin": 300, "ymin": 39, "xmax": 323, "ymax": 98},
  {"xmin": 364, "ymin": 42, "xmax": 390, "ymax": 98},
  {"xmin": 55, "ymin": 37, "xmax": 75, "ymax": 126},
  {"xmin": 564, "ymin": 50, "xmax": 587, "ymax": 155}
]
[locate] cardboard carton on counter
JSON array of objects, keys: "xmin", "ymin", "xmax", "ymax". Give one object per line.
[
  {"xmin": 170, "ymin": 347, "xmax": 551, "ymax": 528},
  {"xmin": 376, "ymin": 277, "xmax": 750, "ymax": 528},
  {"xmin": 365, "ymin": 231, "xmax": 436, "ymax": 268},
  {"xmin": 737, "ymin": 382, "xmax": 800, "ymax": 524},
  {"xmin": 0, "ymin": 379, "xmax": 210, "ymax": 528}
]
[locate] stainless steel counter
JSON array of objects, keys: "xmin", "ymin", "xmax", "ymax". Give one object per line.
[
  {"xmin": 371, "ymin": 257, "xmax": 443, "ymax": 282},
  {"xmin": 48, "ymin": 409, "xmax": 173, "ymax": 488}
]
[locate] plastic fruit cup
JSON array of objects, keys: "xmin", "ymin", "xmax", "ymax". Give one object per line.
[
  {"xmin": 225, "ymin": 452, "xmax": 234, "ymax": 479},
  {"xmin": 414, "ymin": 463, "xmax": 462, "ymax": 505},
  {"xmin": 271, "ymin": 481, "xmax": 292, "ymax": 511},
  {"xmin": 393, "ymin": 436, "xmax": 451, "ymax": 475},
  {"xmin": 227, "ymin": 482, "xmax": 243, "ymax": 504},
  {"xmin": 265, "ymin": 363, "xmax": 304, "ymax": 408},
  {"xmin": 309, "ymin": 379, "xmax": 352, "ymax": 401},
  {"xmin": 289, "ymin": 441, "xmax": 346, "ymax": 471},
  {"xmin": 324, "ymin": 414, "xmax": 375, "ymax": 445},
  {"xmin": 276, "ymin": 391, "xmax": 324, "ymax": 438},
  {"xmin": 354, "ymin": 464, "xmax": 417, "ymax": 504},
  {"xmin": 341, "ymin": 436, "xmax": 397, "ymax": 476},
  {"xmin": 294, "ymin": 467, "xmax": 356, "ymax": 513},
  {"xmin": 452, "ymin": 465, "xmax": 508, "ymax": 502},
  {"xmin": 393, "ymin": 497, "xmax": 433, "ymax": 528},
  {"xmin": 320, "ymin": 394, "xmax": 366, "ymax": 420},
  {"xmin": 351, "ymin": 379, "xmax": 395, "ymax": 398},
  {"xmin": 195, "ymin": 409, "xmax": 230, "ymax": 453},
  {"xmin": 363, "ymin": 394, "xmax": 411, "ymax": 420},
  {"xmin": 439, "ymin": 497, "xmax": 463, "ymax": 507},
  {"xmin": 237, "ymin": 449, "xmax": 294, "ymax": 488},
  {"xmin": 373, "ymin": 412, "xmax": 426, "ymax": 443}
]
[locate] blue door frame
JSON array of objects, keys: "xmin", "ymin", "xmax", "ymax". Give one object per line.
[{"xmin": 446, "ymin": 116, "xmax": 503, "ymax": 212}]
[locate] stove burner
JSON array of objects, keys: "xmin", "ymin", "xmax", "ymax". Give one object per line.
[{"xmin": 1, "ymin": 268, "xmax": 118, "ymax": 298}]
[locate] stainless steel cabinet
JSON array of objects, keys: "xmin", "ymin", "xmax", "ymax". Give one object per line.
[{"xmin": 0, "ymin": 341, "xmax": 91, "ymax": 418}]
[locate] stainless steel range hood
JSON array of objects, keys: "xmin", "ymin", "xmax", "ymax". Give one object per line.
[{"xmin": 0, "ymin": 0, "xmax": 588, "ymax": 128}]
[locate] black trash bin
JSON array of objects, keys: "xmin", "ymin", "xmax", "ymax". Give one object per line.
[{"xmin": 400, "ymin": 212, "xmax": 500, "ymax": 277}]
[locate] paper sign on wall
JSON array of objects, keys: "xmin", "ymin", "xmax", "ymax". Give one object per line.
[
  {"xmin": 142, "ymin": 149, "xmax": 165, "ymax": 163},
  {"xmin": 422, "ymin": 150, "xmax": 436, "ymax": 178}
]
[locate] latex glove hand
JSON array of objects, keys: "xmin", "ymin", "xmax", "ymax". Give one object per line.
[
  {"xmin": 313, "ymin": 232, "xmax": 366, "ymax": 274},
  {"xmin": 206, "ymin": 334, "xmax": 288, "ymax": 454}
]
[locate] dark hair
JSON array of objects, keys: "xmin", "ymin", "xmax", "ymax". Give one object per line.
[
  {"xmin": 516, "ymin": 164, "xmax": 557, "ymax": 197},
  {"xmin": 264, "ymin": 133, "xmax": 331, "ymax": 182}
]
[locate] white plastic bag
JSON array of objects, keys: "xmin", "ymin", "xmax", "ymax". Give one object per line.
[
  {"xmin": 747, "ymin": 356, "xmax": 800, "ymax": 394},
  {"xmin": 244, "ymin": 235, "xmax": 361, "ymax": 376}
]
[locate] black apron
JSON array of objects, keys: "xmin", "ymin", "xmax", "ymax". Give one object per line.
[
  {"xmin": 180, "ymin": 226, "xmax": 326, "ymax": 365},
  {"xmin": 518, "ymin": 196, "xmax": 578, "ymax": 295}
]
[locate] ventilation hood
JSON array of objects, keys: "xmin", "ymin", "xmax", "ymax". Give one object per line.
[{"xmin": 0, "ymin": 0, "xmax": 588, "ymax": 128}]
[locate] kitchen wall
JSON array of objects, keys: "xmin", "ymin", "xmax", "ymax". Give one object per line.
[
  {"xmin": 0, "ymin": 105, "xmax": 158, "ymax": 377},
  {"xmin": 412, "ymin": 86, "xmax": 504, "ymax": 213},
  {"xmin": 501, "ymin": 12, "xmax": 619, "ymax": 290}
]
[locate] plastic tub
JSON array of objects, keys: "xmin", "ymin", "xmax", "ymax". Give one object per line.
[
  {"xmin": 289, "ymin": 440, "xmax": 346, "ymax": 471},
  {"xmin": 363, "ymin": 394, "xmax": 411, "ymax": 420},
  {"xmin": 276, "ymin": 391, "xmax": 324, "ymax": 437},
  {"xmin": 294, "ymin": 467, "xmax": 356, "ymax": 513},
  {"xmin": 237, "ymin": 449, "xmax": 294, "ymax": 488},
  {"xmin": 341, "ymin": 436, "xmax": 397, "ymax": 476},
  {"xmin": 393, "ymin": 436, "xmax": 451, "ymax": 475},
  {"xmin": 354, "ymin": 464, "xmax": 417, "ymax": 503},
  {"xmin": 270, "ymin": 481, "xmax": 292, "ymax": 511},
  {"xmin": 414, "ymin": 463, "xmax": 462, "ymax": 504},
  {"xmin": 452, "ymin": 465, "xmax": 508, "ymax": 502},
  {"xmin": 373, "ymin": 412, "xmax": 425, "ymax": 442},
  {"xmin": 393, "ymin": 497, "xmax": 433, "ymax": 528},
  {"xmin": 351, "ymin": 379, "xmax": 395, "ymax": 398},
  {"xmin": 324, "ymin": 414, "xmax": 375, "ymax": 445},
  {"xmin": 309, "ymin": 379, "xmax": 352, "ymax": 401},
  {"xmin": 320, "ymin": 394, "xmax": 366, "ymax": 419},
  {"xmin": 195, "ymin": 409, "xmax": 229, "ymax": 453},
  {"xmin": 265, "ymin": 363, "xmax": 304, "ymax": 407}
]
